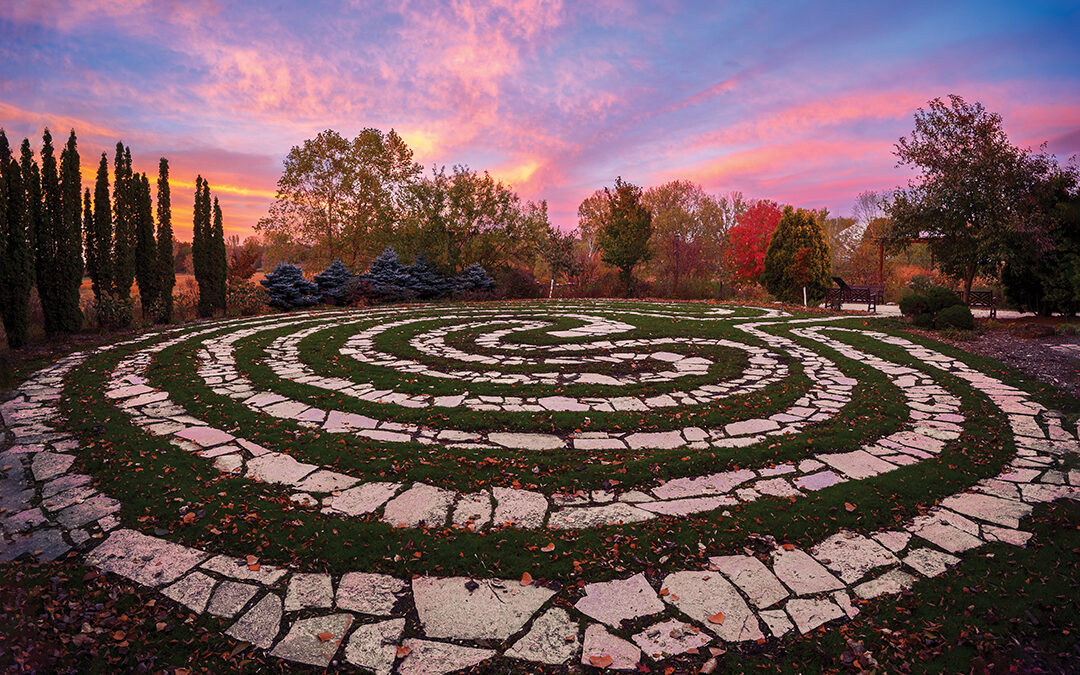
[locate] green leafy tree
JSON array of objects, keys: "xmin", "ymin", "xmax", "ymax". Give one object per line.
[
  {"xmin": 135, "ymin": 172, "xmax": 159, "ymax": 316},
  {"xmin": 0, "ymin": 130, "xmax": 33, "ymax": 348},
  {"xmin": 87, "ymin": 152, "xmax": 114, "ymax": 299},
  {"xmin": 256, "ymin": 128, "xmax": 421, "ymax": 267},
  {"xmin": 762, "ymin": 206, "xmax": 832, "ymax": 304},
  {"xmin": 112, "ymin": 144, "xmax": 136, "ymax": 301},
  {"xmin": 57, "ymin": 130, "xmax": 83, "ymax": 331},
  {"xmin": 598, "ymin": 176, "xmax": 652, "ymax": 296},
  {"xmin": 156, "ymin": 158, "xmax": 174, "ymax": 322},
  {"xmin": 889, "ymin": 95, "xmax": 1064, "ymax": 300}
]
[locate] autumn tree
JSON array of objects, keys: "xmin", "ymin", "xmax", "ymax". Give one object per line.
[
  {"xmin": 575, "ymin": 189, "xmax": 609, "ymax": 286},
  {"xmin": 256, "ymin": 128, "xmax": 421, "ymax": 267},
  {"xmin": 723, "ymin": 199, "xmax": 782, "ymax": 284},
  {"xmin": 642, "ymin": 180, "xmax": 727, "ymax": 296},
  {"xmin": 0, "ymin": 130, "xmax": 32, "ymax": 348},
  {"xmin": 762, "ymin": 206, "xmax": 832, "ymax": 304},
  {"xmin": 889, "ymin": 95, "xmax": 1065, "ymax": 300},
  {"xmin": 598, "ymin": 177, "xmax": 652, "ymax": 296},
  {"xmin": 227, "ymin": 235, "xmax": 263, "ymax": 282}
]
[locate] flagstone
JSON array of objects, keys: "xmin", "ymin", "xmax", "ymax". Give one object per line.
[
  {"xmin": 903, "ymin": 547, "xmax": 961, "ymax": 577},
  {"xmin": 632, "ymin": 619, "xmax": 711, "ymax": 660},
  {"xmin": 285, "ymin": 573, "xmax": 334, "ymax": 611},
  {"xmin": 162, "ymin": 571, "xmax": 217, "ymax": 613},
  {"xmin": 492, "ymin": 487, "xmax": 548, "ymax": 529},
  {"xmin": 344, "ymin": 618, "xmax": 405, "ymax": 675},
  {"xmin": 853, "ymin": 568, "xmax": 916, "ymax": 599},
  {"xmin": 271, "ymin": 613, "xmax": 353, "ymax": 667},
  {"xmin": 412, "ymin": 576, "xmax": 554, "ymax": 640},
  {"xmin": 771, "ymin": 548, "xmax": 844, "ymax": 595},
  {"xmin": 207, "ymin": 580, "xmax": 259, "ymax": 618},
  {"xmin": 324, "ymin": 482, "xmax": 401, "ymax": 517},
  {"xmin": 660, "ymin": 570, "xmax": 763, "ymax": 642},
  {"xmin": 336, "ymin": 572, "xmax": 407, "ymax": 616},
  {"xmin": 810, "ymin": 531, "xmax": 899, "ymax": 584},
  {"xmin": 396, "ymin": 639, "xmax": 495, "ymax": 675},
  {"xmin": 581, "ymin": 624, "xmax": 641, "ymax": 671},
  {"xmin": 939, "ymin": 493, "xmax": 1032, "ymax": 529},
  {"xmin": 505, "ymin": 608, "xmax": 580, "ymax": 665},
  {"xmin": 574, "ymin": 573, "xmax": 665, "ymax": 626},
  {"xmin": 785, "ymin": 597, "xmax": 845, "ymax": 634},
  {"xmin": 86, "ymin": 529, "xmax": 207, "ymax": 587},
  {"xmin": 31, "ymin": 451, "xmax": 74, "ymax": 482},
  {"xmin": 226, "ymin": 593, "xmax": 283, "ymax": 649},
  {"xmin": 708, "ymin": 554, "xmax": 789, "ymax": 608},
  {"xmin": 382, "ymin": 484, "xmax": 455, "ymax": 528}
]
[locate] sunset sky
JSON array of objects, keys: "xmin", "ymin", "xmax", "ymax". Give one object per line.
[{"xmin": 3, "ymin": 0, "xmax": 1079, "ymax": 240}]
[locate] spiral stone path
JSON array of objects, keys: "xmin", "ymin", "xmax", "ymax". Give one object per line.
[{"xmin": 1, "ymin": 300, "xmax": 1077, "ymax": 673}]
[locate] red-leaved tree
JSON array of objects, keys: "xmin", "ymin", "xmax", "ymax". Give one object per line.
[{"xmin": 724, "ymin": 199, "xmax": 783, "ymax": 283}]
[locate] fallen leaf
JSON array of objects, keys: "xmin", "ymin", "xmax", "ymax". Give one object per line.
[
  {"xmin": 317, "ymin": 632, "xmax": 334, "ymax": 642},
  {"xmin": 708, "ymin": 611, "xmax": 725, "ymax": 625},
  {"xmin": 589, "ymin": 654, "xmax": 614, "ymax": 668},
  {"xmin": 844, "ymin": 502, "xmax": 856, "ymax": 512},
  {"xmin": 520, "ymin": 572, "xmax": 534, "ymax": 586},
  {"xmin": 541, "ymin": 543, "xmax": 555, "ymax": 552},
  {"xmin": 782, "ymin": 543, "xmax": 795, "ymax": 551},
  {"xmin": 396, "ymin": 645, "xmax": 412, "ymax": 658}
]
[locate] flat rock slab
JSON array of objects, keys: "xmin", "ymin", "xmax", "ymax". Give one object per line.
[
  {"xmin": 903, "ymin": 547, "xmax": 960, "ymax": 577},
  {"xmin": 940, "ymin": 493, "xmax": 1033, "ymax": 529},
  {"xmin": 207, "ymin": 580, "xmax": 259, "ymax": 618},
  {"xmin": 817, "ymin": 449, "xmax": 897, "ymax": 479},
  {"xmin": 785, "ymin": 597, "xmax": 845, "ymax": 633},
  {"xmin": 810, "ymin": 531, "xmax": 899, "ymax": 584},
  {"xmin": 489, "ymin": 432, "xmax": 564, "ymax": 451},
  {"xmin": 793, "ymin": 470, "xmax": 844, "ymax": 492},
  {"xmin": 175, "ymin": 426, "xmax": 234, "ymax": 447},
  {"xmin": 660, "ymin": 571, "xmax": 763, "ymax": 642},
  {"xmin": 451, "ymin": 491, "xmax": 492, "ymax": 530},
  {"xmin": 344, "ymin": 618, "xmax": 405, "ymax": 675},
  {"xmin": 758, "ymin": 608, "xmax": 794, "ymax": 637},
  {"xmin": 382, "ymin": 484, "xmax": 454, "ymax": 528},
  {"xmin": 271, "ymin": 613, "xmax": 353, "ymax": 667},
  {"xmin": 505, "ymin": 608, "xmax": 580, "ymax": 665},
  {"xmin": 413, "ymin": 576, "xmax": 554, "ymax": 640},
  {"xmin": 245, "ymin": 453, "xmax": 318, "ymax": 486},
  {"xmin": 708, "ymin": 554, "xmax": 788, "ymax": 608},
  {"xmin": 285, "ymin": 573, "xmax": 334, "ymax": 611},
  {"xmin": 492, "ymin": 487, "xmax": 547, "ymax": 529},
  {"xmin": 87, "ymin": 529, "xmax": 207, "ymax": 587},
  {"xmin": 548, "ymin": 503, "xmax": 653, "ymax": 529},
  {"xmin": 632, "ymin": 619, "xmax": 711, "ymax": 660},
  {"xmin": 201, "ymin": 555, "xmax": 288, "ymax": 585},
  {"xmin": 162, "ymin": 571, "xmax": 217, "ymax": 613},
  {"xmin": 337, "ymin": 572, "xmax": 407, "ymax": 616},
  {"xmin": 325, "ymin": 482, "xmax": 401, "ymax": 517},
  {"xmin": 397, "ymin": 639, "xmax": 495, "ymax": 675},
  {"xmin": 226, "ymin": 593, "xmax": 283, "ymax": 649},
  {"xmin": 574, "ymin": 573, "xmax": 665, "ymax": 626},
  {"xmin": 771, "ymin": 548, "xmax": 844, "ymax": 595},
  {"xmin": 854, "ymin": 568, "xmax": 917, "ymax": 599},
  {"xmin": 582, "ymin": 624, "xmax": 641, "ymax": 671},
  {"xmin": 31, "ymin": 451, "xmax": 74, "ymax": 482},
  {"xmin": 296, "ymin": 470, "xmax": 360, "ymax": 493},
  {"xmin": 55, "ymin": 494, "xmax": 121, "ymax": 529}
]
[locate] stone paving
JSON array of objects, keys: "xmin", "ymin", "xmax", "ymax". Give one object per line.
[{"xmin": 2, "ymin": 302, "xmax": 1079, "ymax": 673}]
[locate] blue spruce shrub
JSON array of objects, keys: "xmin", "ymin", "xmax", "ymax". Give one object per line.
[
  {"xmin": 260, "ymin": 262, "xmax": 320, "ymax": 310},
  {"xmin": 313, "ymin": 259, "xmax": 354, "ymax": 305},
  {"xmin": 453, "ymin": 263, "xmax": 495, "ymax": 295},
  {"xmin": 356, "ymin": 247, "xmax": 415, "ymax": 303},
  {"xmin": 407, "ymin": 254, "xmax": 452, "ymax": 299}
]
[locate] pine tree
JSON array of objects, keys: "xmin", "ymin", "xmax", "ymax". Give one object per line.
[
  {"xmin": 135, "ymin": 172, "xmax": 159, "ymax": 316},
  {"xmin": 0, "ymin": 130, "xmax": 33, "ymax": 348},
  {"xmin": 407, "ymin": 253, "xmax": 451, "ymax": 299},
  {"xmin": 38, "ymin": 129, "xmax": 64, "ymax": 334},
  {"xmin": 211, "ymin": 196, "xmax": 227, "ymax": 312},
  {"xmin": 57, "ymin": 130, "xmax": 83, "ymax": 331},
  {"xmin": 359, "ymin": 247, "xmax": 414, "ymax": 302},
  {"xmin": 112, "ymin": 143, "xmax": 136, "ymax": 300},
  {"xmin": 260, "ymin": 263, "xmax": 319, "ymax": 309},
  {"xmin": 156, "ymin": 158, "xmax": 174, "ymax": 323},
  {"xmin": 88, "ymin": 152, "xmax": 114, "ymax": 299},
  {"xmin": 762, "ymin": 206, "xmax": 832, "ymax": 304},
  {"xmin": 313, "ymin": 260, "xmax": 353, "ymax": 304}
]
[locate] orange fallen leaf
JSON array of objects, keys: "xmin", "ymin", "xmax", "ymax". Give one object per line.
[
  {"xmin": 317, "ymin": 632, "xmax": 334, "ymax": 642},
  {"xmin": 540, "ymin": 543, "xmax": 555, "ymax": 552},
  {"xmin": 520, "ymin": 572, "xmax": 534, "ymax": 586},
  {"xmin": 589, "ymin": 654, "xmax": 614, "ymax": 668},
  {"xmin": 396, "ymin": 645, "xmax": 412, "ymax": 658},
  {"xmin": 182, "ymin": 512, "xmax": 195, "ymax": 524},
  {"xmin": 708, "ymin": 611, "xmax": 725, "ymax": 625},
  {"xmin": 844, "ymin": 502, "xmax": 856, "ymax": 512},
  {"xmin": 782, "ymin": 543, "xmax": 795, "ymax": 551},
  {"xmin": 246, "ymin": 555, "xmax": 258, "ymax": 565},
  {"xmin": 659, "ymin": 588, "xmax": 670, "ymax": 596}
]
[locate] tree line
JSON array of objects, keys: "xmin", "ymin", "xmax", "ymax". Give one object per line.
[{"xmin": 0, "ymin": 127, "xmax": 229, "ymax": 348}]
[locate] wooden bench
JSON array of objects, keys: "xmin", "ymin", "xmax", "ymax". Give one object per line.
[
  {"xmin": 824, "ymin": 277, "xmax": 883, "ymax": 312},
  {"xmin": 966, "ymin": 289, "xmax": 997, "ymax": 318}
]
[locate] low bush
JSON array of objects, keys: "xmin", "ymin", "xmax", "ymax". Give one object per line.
[
  {"xmin": 935, "ymin": 304, "xmax": 974, "ymax": 330},
  {"xmin": 93, "ymin": 293, "xmax": 133, "ymax": 330}
]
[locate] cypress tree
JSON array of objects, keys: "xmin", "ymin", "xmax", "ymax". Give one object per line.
[
  {"xmin": 83, "ymin": 187, "xmax": 95, "ymax": 292},
  {"xmin": 135, "ymin": 172, "xmax": 159, "ymax": 316},
  {"xmin": 38, "ymin": 129, "xmax": 62, "ymax": 334},
  {"xmin": 20, "ymin": 139, "xmax": 42, "ymax": 287},
  {"xmin": 0, "ymin": 130, "xmax": 33, "ymax": 348},
  {"xmin": 193, "ymin": 176, "xmax": 213, "ymax": 317},
  {"xmin": 211, "ymin": 196, "xmax": 227, "ymax": 312},
  {"xmin": 89, "ymin": 152, "xmax": 114, "ymax": 299},
  {"xmin": 112, "ymin": 143, "xmax": 135, "ymax": 301},
  {"xmin": 57, "ymin": 130, "xmax": 83, "ymax": 331},
  {"xmin": 155, "ymin": 158, "xmax": 174, "ymax": 323}
]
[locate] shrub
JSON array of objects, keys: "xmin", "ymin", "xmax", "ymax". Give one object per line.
[
  {"xmin": 935, "ymin": 304, "xmax": 974, "ymax": 330},
  {"xmin": 761, "ymin": 206, "xmax": 831, "ymax": 305},
  {"xmin": 924, "ymin": 286, "xmax": 963, "ymax": 314},
  {"xmin": 313, "ymin": 260, "xmax": 353, "ymax": 305},
  {"xmin": 912, "ymin": 312, "xmax": 935, "ymax": 328},
  {"xmin": 227, "ymin": 280, "xmax": 268, "ymax": 316},
  {"xmin": 94, "ymin": 292, "xmax": 133, "ymax": 330},
  {"xmin": 260, "ymin": 263, "xmax": 319, "ymax": 310},
  {"xmin": 1056, "ymin": 323, "xmax": 1079, "ymax": 336},
  {"xmin": 453, "ymin": 263, "xmax": 495, "ymax": 296},
  {"xmin": 900, "ymin": 283, "xmax": 966, "ymax": 331},
  {"xmin": 898, "ymin": 293, "xmax": 929, "ymax": 318},
  {"xmin": 173, "ymin": 280, "xmax": 200, "ymax": 323}
]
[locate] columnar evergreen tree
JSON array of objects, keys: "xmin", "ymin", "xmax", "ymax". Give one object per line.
[
  {"xmin": 57, "ymin": 130, "xmax": 83, "ymax": 331},
  {"xmin": 156, "ymin": 158, "xmax": 174, "ymax": 323},
  {"xmin": 192, "ymin": 176, "xmax": 214, "ymax": 317},
  {"xmin": 112, "ymin": 143, "xmax": 135, "ymax": 300},
  {"xmin": 761, "ymin": 206, "xmax": 832, "ymax": 304},
  {"xmin": 37, "ymin": 129, "xmax": 64, "ymax": 334},
  {"xmin": 0, "ymin": 130, "xmax": 33, "ymax": 348},
  {"xmin": 134, "ymin": 172, "xmax": 159, "ymax": 316},
  {"xmin": 88, "ymin": 152, "xmax": 114, "ymax": 299},
  {"xmin": 210, "ymin": 196, "xmax": 227, "ymax": 312}
]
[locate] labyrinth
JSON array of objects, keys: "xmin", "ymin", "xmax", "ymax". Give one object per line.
[{"xmin": 2, "ymin": 300, "xmax": 1078, "ymax": 673}]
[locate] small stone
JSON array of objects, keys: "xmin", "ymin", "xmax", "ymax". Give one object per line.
[
  {"xmin": 285, "ymin": 573, "xmax": 334, "ymax": 611},
  {"xmin": 226, "ymin": 593, "xmax": 283, "ymax": 649},
  {"xmin": 344, "ymin": 618, "xmax": 405, "ymax": 675},
  {"xmin": 505, "ymin": 608, "xmax": 579, "ymax": 665},
  {"xmin": 271, "ymin": 613, "xmax": 354, "ymax": 667},
  {"xmin": 337, "ymin": 572, "xmax": 407, "ymax": 616},
  {"xmin": 581, "ymin": 624, "xmax": 640, "ymax": 671},
  {"xmin": 574, "ymin": 573, "xmax": 665, "ymax": 626}
]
